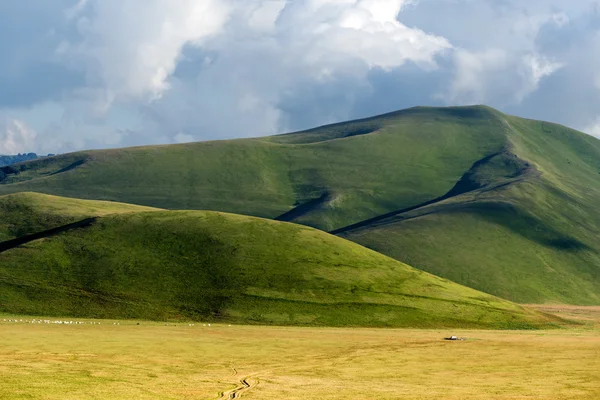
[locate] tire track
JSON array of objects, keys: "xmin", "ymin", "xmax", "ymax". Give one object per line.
[{"xmin": 220, "ymin": 371, "xmax": 257, "ymax": 399}]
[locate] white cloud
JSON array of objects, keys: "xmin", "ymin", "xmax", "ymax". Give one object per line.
[
  {"xmin": 437, "ymin": 0, "xmax": 569, "ymax": 107},
  {"xmin": 284, "ymin": 0, "xmax": 451, "ymax": 73},
  {"xmin": 60, "ymin": 0, "xmax": 445, "ymax": 110},
  {"xmin": 444, "ymin": 49, "xmax": 509, "ymax": 104},
  {"xmin": 61, "ymin": 0, "xmax": 231, "ymax": 105},
  {"xmin": 127, "ymin": 0, "xmax": 452, "ymax": 141},
  {"xmin": 442, "ymin": 50, "xmax": 563, "ymax": 105},
  {"xmin": 516, "ymin": 54, "xmax": 563, "ymax": 102},
  {"xmin": 65, "ymin": 0, "xmax": 89, "ymax": 20},
  {"xmin": 14, "ymin": 0, "xmax": 449, "ymax": 150},
  {"xmin": 0, "ymin": 119, "xmax": 37, "ymax": 154},
  {"xmin": 173, "ymin": 132, "xmax": 195, "ymax": 143},
  {"xmin": 585, "ymin": 118, "xmax": 600, "ymax": 138},
  {"xmin": 525, "ymin": 54, "xmax": 563, "ymax": 86},
  {"xmin": 246, "ymin": 0, "xmax": 287, "ymax": 32},
  {"xmin": 1, "ymin": 0, "xmax": 599, "ymax": 153}
]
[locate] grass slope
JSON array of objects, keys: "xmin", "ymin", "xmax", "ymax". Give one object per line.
[
  {"xmin": 0, "ymin": 209, "xmax": 555, "ymax": 328},
  {"xmin": 0, "ymin": 192, "xmax": 159, "ymax": 241},
  {"xmin": 341, "ymin": 112, "xmax": 600, "ymax": 305},
  {"xmin": 1, "ymin": 106, "xmax": 600, "ymax": 305},
  {"xmin": 0, "ymin": 107, "xmax": 507, "ymax": 231}
]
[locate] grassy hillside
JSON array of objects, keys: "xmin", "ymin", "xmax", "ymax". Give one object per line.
[
  {"xmin": 0, "ymin": 209, "xmax": 556, "ymax": 328},
  {"xmin": 0, "ymin": 107, "xmax": 507, "ymax": 231},
  {"xmin": 340, "ymin": 114, "xmax": 600, "ymax": 305},
  {"xmin": 0, "ymin": 192, "xmax": 159, "ymax": 241},
  {"xmin": 1, "ymin": 106, "xmax": 599, "ymax": 305}
]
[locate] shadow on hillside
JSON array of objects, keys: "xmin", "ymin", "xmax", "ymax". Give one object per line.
[
  {"xmin": 453, "ymin": 202, "xmax": 589, "ymax": 251},
  {"xmin": 331, "ymin": 150, "xmax": 530, "ymax": 235},
  {"xmin": 0, "ymin": 155, "xmax": 88, "ymax": 184}
]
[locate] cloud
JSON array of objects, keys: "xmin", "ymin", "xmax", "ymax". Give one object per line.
[
  {"xmin": 0, "ymin": 119, "xmax": 37, "ymax": 154},
  {"xmin": 59, "ymin": 0, "xmax": 231, "ymax": 106},
  {"xmin": 0, "ymin": 1, "xmax": 84, "ymax": 108},
  {"xmin": 62, "ymin": 0, "xmax": 445, "ymax": 112},
  {"xmin": 435, "ymin": 2, "xmax": 568, "ymax": 107},
  {"xmin": 442, "ymin": 49, "xmax": 562, "ymax": 105},
  {"xmin": 502, "ymin": 2, "xmax": 600, "ymax": 130},
  {"xmin": 1, "ymin": 0, "xmax": 600, "ymax": 153},
  {"xmin": 128, "ymin": 0, "xmax": 453, "ymax": 140},
  {"xmin": 0, "ymin": 0, "xmax": 452, "ymax": 151},
  {"xmin": 289, "ymin": 0, "xmax": 452, "ymax": 72},
  {"xmin": 585, "ymin": 118, "xmax": 600, "ymax": 138},
  {"xmin": 526, "ymin": 54, "xmax": 563, "ymax": 86},
  {"xmin": 173, "ymin": 132, "xmax": 195, "ymax": 144}
]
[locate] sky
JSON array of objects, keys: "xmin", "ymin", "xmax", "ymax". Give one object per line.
[{"xmin": 1, "ymin": 0, "xmax": 600, "ymax": 154}]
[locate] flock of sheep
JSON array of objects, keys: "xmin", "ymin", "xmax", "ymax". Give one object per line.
[
  {"xmin": 3, "ymin": 319, "xmax": 105, "ymax": 325},
  {"xmin": 2, "ymin": 318, "xmax": 228, "ymax": 327}
]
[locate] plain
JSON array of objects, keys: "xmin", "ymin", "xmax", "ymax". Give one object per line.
[{"xmin": 0, "ymin": 306, "xmax": 599, "ymax": 399}]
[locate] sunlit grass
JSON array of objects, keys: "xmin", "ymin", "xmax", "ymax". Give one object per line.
[
  {"xmin": 0, "ymin": 192, "xmax": 160, "ymax": 241},
  {"xmin": 1, "ymin": 306, "xmax": 598, "ymax": 399},
  {"xmin": 1, "ymin": 210, "xmax": 554, "ymax": 328}
]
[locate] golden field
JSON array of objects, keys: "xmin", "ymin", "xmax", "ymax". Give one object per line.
[{"xmin": 1, "ymin": 306, "xmax": 599, "ymax": 400}]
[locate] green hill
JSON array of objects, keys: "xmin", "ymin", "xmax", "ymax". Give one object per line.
[
  {"xmin": 0, "ymin": 192, "xmax": 159, "ymax": 241},
  {"xmin": 338, "ymin": 113, "xmax": 600, "ymax": 305},
  {"xmin": 1, "ymin": 106, "xmax": 599, "ymax": 305},
  {"xmin": 0, "ymin": 202, "xmax": 556, "ymax": 328},
  {"xmin": 0, "ymin": 107, "xmax": 507, "ymax": 230}
]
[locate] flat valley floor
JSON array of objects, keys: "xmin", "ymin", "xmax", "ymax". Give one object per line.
[{"xmin": 1, "ymin": 306, "xmax": 599, "ymax": 399}]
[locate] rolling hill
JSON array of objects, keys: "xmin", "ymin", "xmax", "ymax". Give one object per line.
[
  {"xmin": 0, "ymin": 194, "xmax": 555, "ymax": 328},
  {"xmin": 1, "ymin": 106, "xmax": 599, "ymax": 305},
  {"xmin": 0, "ymin": 192, "xmax": 159, "ymax": 242},
  {"xmin": 0, "ymin": 107, "xmax": 507, "ymax": 229}
]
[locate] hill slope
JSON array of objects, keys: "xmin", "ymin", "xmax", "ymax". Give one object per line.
[
  {"xmin": 0, "ymin": 192, "xmax": 160, "ymax": 241},
  {"xmin": 1, "ymin": 106, "xmax": 599, "ymax": 304},
  {"xmin": 339, "ymin": 114, "xmax": 600, "ymax": 305},
  {"xmin": 0, "ymin": 107, "xmax": 507, "ymax": 230},
  {"xmin": 0, "ymin": 208, "xmax": 555, "ymax": 328}
]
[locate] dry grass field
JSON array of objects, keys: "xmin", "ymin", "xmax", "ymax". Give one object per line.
[{"xmin": 1, "ymin": 306, "xmax": 599, "ymax": 399}]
